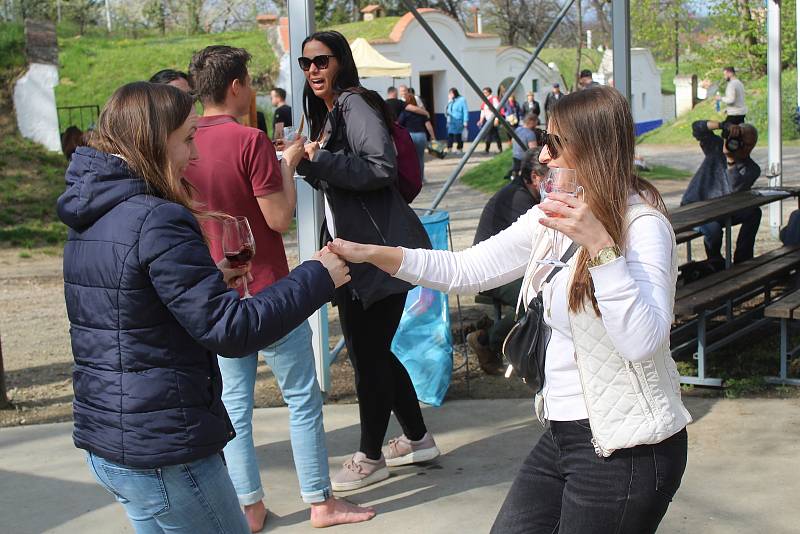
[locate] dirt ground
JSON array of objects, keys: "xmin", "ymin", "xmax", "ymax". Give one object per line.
[{"xmin": 0, "ymin": 246, "xmax": 534, "ymax": 427}]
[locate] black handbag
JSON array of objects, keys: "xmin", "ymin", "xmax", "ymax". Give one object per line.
[{"xmin": 502, "ymin": 243, "xmax": 579, "ymax": 391}]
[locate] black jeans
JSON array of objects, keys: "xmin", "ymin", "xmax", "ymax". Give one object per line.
[
  {"xmin": 699, "ymin": 206, "xmax": 762, "ymax": 264},
  {"xmin": 447, "ymin": 132, "xmax": 464, "ymax": 150},
  {"xmin": 491, "ymin": 421, "xmax": 687, "ymax": 534},
  {"xmin": 337, "ymin": 289, "xmax": 427, "ymax": 460},
  {"xmin": 722, "ymin": 114, "xmax": 746, "ymax": 128},
  {"xmin": 485, "ymin": 125, "xmax": 503, "ymax": 152}
]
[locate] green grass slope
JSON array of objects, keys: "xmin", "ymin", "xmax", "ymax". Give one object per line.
[
  {"xmin": 538, "ymin": 48, "xmax": 604, "ymax": 90},
  {"xmin": 640, "ymin": 70, "xmax": 799, "ymax": 145},
  {"xmin": 325, "ymin": 16, "xmax": 402, "ymax": 43},
  {"xmin": 56, "ymin": 30, "xmax": 277, "ymax": 108}
]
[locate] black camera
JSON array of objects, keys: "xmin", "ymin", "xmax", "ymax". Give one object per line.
[{"xmin": 721, "ymin": 125, "xmax": 742, "ymax": 152}]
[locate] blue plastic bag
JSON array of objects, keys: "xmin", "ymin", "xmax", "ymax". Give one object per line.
[{"xmin": 391, "ymin": 211, "xmax": 453, "ymax": 406}]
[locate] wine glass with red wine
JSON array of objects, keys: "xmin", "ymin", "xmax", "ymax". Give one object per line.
[{"xmin": 222, "ymin": 216, "xmax": 256, "ymax": 298}]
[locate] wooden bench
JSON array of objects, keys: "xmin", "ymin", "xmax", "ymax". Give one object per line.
[
  {"xmin": 675, "ymin": 229, "xmax": 703, "ymax": 263},
  {"xmin": 671, "ymin": 245, "xmax": 800, "ymax": 385},
  {"xmin": 763, "ymin": 290, "xmax": 800, "ymax": 385}
]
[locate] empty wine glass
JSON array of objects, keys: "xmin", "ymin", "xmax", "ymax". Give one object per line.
[
  {"xmin": 222, "ymin": 216, "xmax": 256, "ymax": 298},
  {"xmin": 537, "ymin": 167, "xmax": 582, "ymax": 267}
]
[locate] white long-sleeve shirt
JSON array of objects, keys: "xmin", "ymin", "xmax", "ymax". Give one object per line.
[
  {"xmin": 395, "ymin": 195, "xmax": 675, "ymax": 420},
  {"xmin": 722, "ymin": 78, "xmax": 747, "ymax": 116}
]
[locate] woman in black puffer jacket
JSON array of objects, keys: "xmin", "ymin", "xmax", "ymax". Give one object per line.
[{"xmin": 57, "ymin": 82, "xmax": 348, "ymax": 534}]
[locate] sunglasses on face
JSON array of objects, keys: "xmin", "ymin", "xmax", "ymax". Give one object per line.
[
  {"xmin": 298, "ymin": 54, "xmax": 336, "ymax": 71},
  {"xmin": 542, "ymin": 131, "xmax": 564, "ymax": 160}
]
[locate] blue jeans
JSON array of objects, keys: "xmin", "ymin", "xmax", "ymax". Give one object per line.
[
  {"xmin": 85, "ymin": 451, "xmax": 249, "ymax": 534},
  {"xmin": 409, "ymin": 131, "xmax": 427, "ymax": 179},
  {"xmin": 698, "ymin": 207, "xmax": 762, "ymax": 264},
  {"xmin": 217, "ymin": 321, "xmax": 331, "ymax": 505}
]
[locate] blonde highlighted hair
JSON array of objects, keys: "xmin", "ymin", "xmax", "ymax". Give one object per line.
[{"xmin": 548, "ymin": 85, "xmax": 666, "ymax": 314}]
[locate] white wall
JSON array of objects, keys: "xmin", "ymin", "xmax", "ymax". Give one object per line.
[
  {"xmin": 14, "ymin": 63, "xmax": 61, "ymax": 152},
  {"xmin": 600, "ymin": 48, "xmax": 663, "ymax": 124},
  {"xmin": 372, "ymin": 12, "xmax": 502, "ymax": 115},
  {"xmin": 496, "ymin": 48, "xmax": 562, "ymax": 119}
]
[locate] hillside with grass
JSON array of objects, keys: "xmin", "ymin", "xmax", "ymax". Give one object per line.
[
  {"xmin": 55, "ymin": 30, "xmax": 278, "ymax": 108},
  {"xmin": 639, "ymin": 70, "xmax": 799, "ymax": 145},
  {"xmin": 0, "ymin": 23, "xmax": 69, "ymax": 249},
  {"xmin": 324, "ymin": 16, "xmax": 402, "ymax": 43},
  {"xmin": 538, "ymin": 47, "xmax": 604, "ymax": 90}
]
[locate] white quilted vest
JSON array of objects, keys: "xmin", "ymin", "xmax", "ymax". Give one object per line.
[{"xmin": 533, "ymin": 202, "xmax": 693, "ymax": 457}]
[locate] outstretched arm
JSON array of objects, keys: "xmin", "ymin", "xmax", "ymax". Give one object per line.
[{"xmin": 328, "ymin": 207, "xmax": 547, "ymax": 295}]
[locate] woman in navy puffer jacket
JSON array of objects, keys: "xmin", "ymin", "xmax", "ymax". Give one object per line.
[{"xmin": 57, "ymin": 82, "xmax": 348, "ymax": 534}]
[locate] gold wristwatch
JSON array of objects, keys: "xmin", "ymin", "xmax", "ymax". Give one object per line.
[{"xmin": 588, "ymin": 245, "xmax": 621, "ymax": 268}]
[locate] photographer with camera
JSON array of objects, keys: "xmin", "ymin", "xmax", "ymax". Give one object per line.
[{"xmin": 681, "ymin": 119, "xmax": 760, "ymax": 269}]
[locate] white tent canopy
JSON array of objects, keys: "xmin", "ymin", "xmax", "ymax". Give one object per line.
[{"xmin": 350, "ymin": 37, "xmax": 412, "ymax": 78}]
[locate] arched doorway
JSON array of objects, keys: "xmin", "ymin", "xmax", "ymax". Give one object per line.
[{"xmin": 497, "ymin": 77, "xmax": 524, "ymax": 103}]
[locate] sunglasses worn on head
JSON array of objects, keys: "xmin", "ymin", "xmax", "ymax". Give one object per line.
[
  {"xmin": 542, "ymin": 131, "xmax": 564, "ymax": 160},
  {"xmin": 298, "ymin": 55, "xmax": 336, "ymax": 71}
]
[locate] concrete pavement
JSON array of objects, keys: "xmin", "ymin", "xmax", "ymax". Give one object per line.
[{"xmin": 1, "ymin": 397, "xmax": 798, "ymax": 533}]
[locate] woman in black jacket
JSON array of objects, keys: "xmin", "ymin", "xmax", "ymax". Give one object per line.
[
  {"xmin": 296, "ymin": 31, "xmax": 439, "ymax": 491},
  {"xmin": 57, "ymin": 82, "xmax": 350, "ymax": 533}
]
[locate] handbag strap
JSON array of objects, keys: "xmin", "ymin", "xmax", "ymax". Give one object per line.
[
  {"xmin": 543, "ymin": 242, "xmax": 580, "ymax": 284},
  {"xmin": 515, "ymin": 242, "xmax": 580, "ymax": 319}
]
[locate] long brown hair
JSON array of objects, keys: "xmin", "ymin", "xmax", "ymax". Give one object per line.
[
  {"xmin": 89, "ymin": 82, "xmax": 199, "ymax": 215},
  {"xmin": 548, "ymin": 85, "xmax": 666, "ymax": 314}
]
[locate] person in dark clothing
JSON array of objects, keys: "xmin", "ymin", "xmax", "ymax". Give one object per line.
[
  {"xmin": 296, "ymin": 30, "xmax": 438, "ymax": 492},
  {"xmin": 149, "ymin": 69, "xmax": 191, "ymax": 92},
  {"xmin": 58, "ymin": 82, "xmax": 350, "ymax": 533},
  {"xmin": 522, "ymin": 91, "xmax": 540, "ymax": 118},
  {"xmin": 681, "ymin": 120, "xmax": 761, "ymax": 266},
  {"xmin": 544, "ymin": 83, "xmax": 563, "ymax": 120},
  {"xmin": 270, "ymin": 87, "xmax": 292, "ymax": 139},
  {"xmin": 780, "ymin": 210, "xmax": 800, "ymax": 246},
  {"xmin": 467, "ymin": 148, "xmax": 547, "ymax": 374},
  {"xmin": 60, "ymin": 125, "xmax": 84, "ymax": 161},
  {"xmin": 578, "ymin": 69, "xmax": 598, "ymax": 90},
  {"xmin": 399, "ymin": 94, "xmax": 431, "ymax": 180},
  {"xmin": 385, "ymin": 86, "xmax": 429, "ymax": 122},
  {"xmin": 385, "ymin": 86, "xmax": 405, "ymax": 119}
]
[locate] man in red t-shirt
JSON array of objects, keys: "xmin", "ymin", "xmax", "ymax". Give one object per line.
[{"xmin": 183, "ymin": 46, "xmax": 374, "ymax": 530}]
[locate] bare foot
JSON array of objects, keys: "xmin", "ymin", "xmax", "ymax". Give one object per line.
[
  {"xmin": 244, "ymin": 501, "xmax": 268, "ymax": 533},
  {"xmin": 310, "ymin": 496, "xmax": 376, "ymax": 528}
]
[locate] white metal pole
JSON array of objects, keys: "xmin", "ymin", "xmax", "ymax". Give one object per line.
[
  {"xmin": 611, "ymin": 0, "xmax": 632, "ymax": 103},
  {"xmin": 796, "ymin": 0, "xmax": 800, "ymax": 112},
  {"xmin": 768, "ymin": 0, "xmax": 782, "ymax": 237},
  {"xmin": 288, "ymin": 0, "xmax": 332, "ymax": 392}
]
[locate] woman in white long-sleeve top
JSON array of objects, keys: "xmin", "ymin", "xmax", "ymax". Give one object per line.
[{"xmin": 328, "ymin": 85, "xmax": 691, "ymax": 534}]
